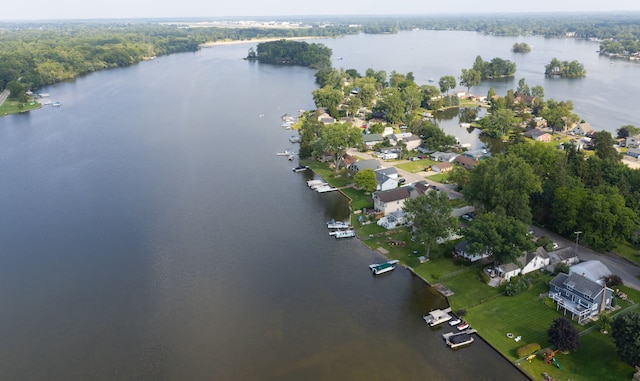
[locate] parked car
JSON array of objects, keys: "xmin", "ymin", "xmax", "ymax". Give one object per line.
[
  {"xmin": 552, "ymin": 242, "xmax": 559, "ymax": 250},
  {"xmin": 461, "ymin": 214, "xmax": 473, "ymax": 222}
]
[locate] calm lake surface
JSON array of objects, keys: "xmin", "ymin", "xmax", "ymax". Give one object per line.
[{"xmin": 3, "ymin": 29, "xmax": 637, "ymax": 380}]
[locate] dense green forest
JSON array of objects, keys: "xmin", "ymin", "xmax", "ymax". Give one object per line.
[
  {"xmin": 0, "ymin": 21, "xmax": 353, "ymax": 96},
  {"xmin": 246, "ymin": 40, "xmax": 332, "ymax": 69},
  {"xmin": 471, "ymin": 55, "xmax": 517, "ymax": 79}
]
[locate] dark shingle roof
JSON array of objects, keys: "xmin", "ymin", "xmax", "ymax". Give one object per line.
[
  {"xmin": 550, "ymin": 272, "xmax": 604, "ymax": 300},
  {"xmin": 376, "ymin": 187, "xmax": 411, "ymax": 203}
]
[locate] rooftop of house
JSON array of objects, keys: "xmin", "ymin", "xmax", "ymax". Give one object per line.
[
  {"xmin": 375, "ymin": 187, "xmax": 411, "ymax": 203},
  {"xmin": 550, "ymin": 272, "xmax": 607, "ymax": 299}
]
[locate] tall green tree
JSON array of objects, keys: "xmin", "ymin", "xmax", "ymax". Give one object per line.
[
  {"xmin": 463, "ymin": 154, "xmax": 541, "ymax": 223},
  {"xmin": 438, "ymin": 75, "xmax": 456, "ymax": 95},
  {"xmin": 463, "ymin": 212, "xmax": 535, "ymax": 266},
  {"xmin": 354, "ymin": 169, "xmax": 377, "ymax": 192},
  {"xmin": 459, "ymin": 68, "xmax": 481, "ymax": 95},
  {"xmin": 612, "ymin": 311, "xmax": 640, "ymax": 366},
  {"xmin": 312, "ymin": 86, "xmax": 344, "ymax": 118},
  {"xmin": 593, "ymin": 130, "xmax": 622, "ymax": 161},
  {"xmin": 318, "ymin": 123, "xmax": 363, "ymax": 172},
  {"xmin": 403, "ymin": 191, "xmax": 457, "ymax": 260}
]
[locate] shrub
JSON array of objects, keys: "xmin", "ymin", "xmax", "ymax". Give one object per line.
[
  {"xmin": 554, "ymin": 262, "xmax": 569, "ymax": 275},
  {"xmin": 456, "ymin": 308, "xmax": 467, "ymax": 317},
  {"xmin": 517, "ymin": 343, "xmax": 541, "ymax": 358},
  {"xmin": 604, "ymin": 274, "xmax": 623, "ymax": 287},
  {"xmin": 505, "ymin": 275, "xmax": 530, "ymax": 296}
]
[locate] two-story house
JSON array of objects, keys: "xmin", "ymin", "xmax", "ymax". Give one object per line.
[
  {"xmin": 375, "ymin": 167, "xmax": 399, "ymax": 191},
  {"xmin": 372, "ymin": 187, "xmax": 412, "ymax": 216},
  {"xmin": 549, "ymin": 272, "xmax": 613, "ymax": 324}
]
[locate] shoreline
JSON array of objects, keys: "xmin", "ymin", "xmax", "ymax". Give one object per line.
[{"xmin": 200, "ymin": 36, "xmax": 320, "ymax": 48}]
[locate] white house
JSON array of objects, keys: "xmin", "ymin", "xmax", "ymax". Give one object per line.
[
  {"xmin": 624, "ymin": 134, "xmax": 640, "ymax": 149},
  {"xmin": 454, "ymin": 241, "xmax": 490, "ymax": 262},
  {"xmin": 375, "ymin": 167, "xmax": 399, "ymax": 191},
  {"xmin": 497, "ymin": 247, "xmax": 550, "ymax": 282}
]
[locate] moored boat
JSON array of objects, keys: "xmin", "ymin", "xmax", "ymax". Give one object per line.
[
  {"xmin": 423, "ymin": 307, "xmax": 453, "ymax": 326},
  {"xmin": 334, "ymin": 229, "xmax": 356, "ymax": 239},
  {"xmin": 369, "ymin": 259, "xmax": 400, "ymax": 275},
  {"xmin": 292, "ymin": 166, "xmax": 309, "ymax": 172},
  {"xmin": 444, "ymin": 332, "xmax": 474, "ymax": 348},
  {"xmin": 327, "ymin": 220, "xmax": 351, "ymax": 229}
]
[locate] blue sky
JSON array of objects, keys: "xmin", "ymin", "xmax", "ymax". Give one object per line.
[{"xmin": 2, "ymin": 0, "xmax": 640, "ymax": 20}]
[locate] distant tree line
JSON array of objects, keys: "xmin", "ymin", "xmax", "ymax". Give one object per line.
[{"xmin": 0, "ymin": 22, "xmax": 355, "ymax": 96}]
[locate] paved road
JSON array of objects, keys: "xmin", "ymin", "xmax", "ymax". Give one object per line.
[
  {"xmin": 529, "ymin": 226, "xmax": 640, "ymax": 290},
  {"xmin": 348, "ymin": 149, "xmax": 640, "ymax": 290}
]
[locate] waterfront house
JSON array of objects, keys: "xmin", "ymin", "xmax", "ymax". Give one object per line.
[
  {"xmin": 430, "ymin": 151, "xmax": 459, "ymax": 162},
  {"xmin": 523, "ymin": 128, "xmax": 552, "ymax": 142},
  {"xmin": 454, "ymin": 241, "xmax": 490, "ymax": 262},
  {"xmin": 453, "ymin": 155, "xmax": 479, "ymax": 170},
  {"xmin": 339, "ymin": 154, "xmax": 357, "ymax": 169},
  {"xmin": 373, "ymin": 187, "xmax": 411, "ymax": 216},
  {"xmin": 432, "ymin": 162, "xmax": 454, "ymax": 173},
  {"xmin": 377, "ymin": 210, "xmax": 407, "ymax": 229},
  {"xmin": 548, "ymin": 272, "xmax": 613, "ymax": 324},
  {"xmin": 463, "ymin": 149, "xmax": 491, "ymax": 160},
  {"xmin": 350, "ymin": 159, "xmax": 380, "ymax": 172},
  {"xmin": 625, "ymin": 134, "xmax": 640, "ymax": 149},
  {"xmin": 497, "ymin": 246, "xmax": 550, "ymax": 282},
  {"xmin": 571, "ymin": 122, "xmax": 595, "ymax": 136}
]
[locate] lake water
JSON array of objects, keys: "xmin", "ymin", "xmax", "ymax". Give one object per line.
[
  {"xmin": 317, "ymin": 30, "xmax": 640, "ymax": 149},
  {"xmin": 3, "ymin": 28, "xmax": 635, "ymax": 380}
]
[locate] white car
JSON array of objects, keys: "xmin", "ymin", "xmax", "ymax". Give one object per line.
[{"xmin": 552, "ymin": 242, "xmax": 559, "ymax": 250}]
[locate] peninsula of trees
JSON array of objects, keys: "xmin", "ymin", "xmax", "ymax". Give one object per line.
[{"xmin": 246, "ymin": 40, "xmax": 332, "ymax": 69}]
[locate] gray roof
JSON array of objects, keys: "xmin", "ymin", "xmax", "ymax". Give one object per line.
[
  {"xmin": 375, "ymin": 167, "xmax": 398, "ymax": 177},
  {"xmin": 569, "ymin": 260, "xmax": 612, "ymax": 283},
  {"xmin": 550, "ymin": 272, "xmax": 605, "ymax": 300},
  {"xmin": 351, "ymin": 159, "xmax": 380, "ymax": 171},
  {"xmin": 362, "ymin": 133, "xmax": 384, "ymax": 143},
  {"xmin": 552, "ymin": 247, "xmax": 577, "ymax": 262}
]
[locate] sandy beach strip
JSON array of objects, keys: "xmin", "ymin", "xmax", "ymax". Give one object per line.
[{"xmin": 199, "ymin": 36, "xmax": 320, "ymax": 47}]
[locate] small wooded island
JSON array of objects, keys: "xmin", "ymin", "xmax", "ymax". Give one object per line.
[
  {"xmin": 246, "ymin": 39, "xmax": 332, "ymax": 69},
  {"xmin": 512, "ymin": 42, "xmax": 531, "ymax": 53},
  {"xmin": 545, "ymin": 57, "xmax": 586, "ymax": 77}
]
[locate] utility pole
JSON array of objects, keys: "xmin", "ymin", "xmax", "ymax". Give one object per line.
[{"xmin": 574, "ymin": 231, "xmax": 582, "ymax": 258}]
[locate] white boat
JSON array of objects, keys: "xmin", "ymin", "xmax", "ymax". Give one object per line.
[
  {"xmin": 292, "ymin": 166, "xmax": 309, "ymax": 173},
  {"xmin": 307, "ymin": 179, "xmax": 324, "ymax": 187},
  {"xmin": 327, "ymin": 220, "xmax": 351, "ymax": 229},
  {"xmin": 449, "ymin": 319, "xmax": 461, "ymax": 326},
  {"xmin": 423, "ymin": 307, "xmax": 453, "ymax": 326},
  {"xmin": 289, "ymin": 135, "xmax": 301, "ymax": 143},
  {"xmin": 276, "ymin": 150, "xmax": 293, "ymax": 156},
  {"xmin": 369, "ymin": 260, "xmax": 400, "ymax": 275},
  {"xmin": 334, "ymin": 229, "xmax": 356, "ymax": 239},
  {"xmin": 52, "ymin": 101, "xmax": 61, "ymax": 107},
  {"xmin": 315, "ymin": 185, "xmax": 337, "ymax": 193},
  {"xmin": 309, "ymin": 182, "xmax": 329, "ymax": 190}
]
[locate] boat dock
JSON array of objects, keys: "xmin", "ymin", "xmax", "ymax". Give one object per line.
[
  {"xmin": 443, "ymin": 329, "xmax": 477, "ymax": 349},
  {"xmin": 423, "ymin": 307, "xmax": 453, "ymax": 326}
]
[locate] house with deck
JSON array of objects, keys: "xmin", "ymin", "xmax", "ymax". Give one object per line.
[{"xmin": 548, "ymin": 272, "xmax": 613, "ymax": 324}]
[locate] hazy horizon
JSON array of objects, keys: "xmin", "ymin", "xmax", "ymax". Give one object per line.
[{"xmin": 2, "ymin": 0, "xmax": 640, "ymax": 21}]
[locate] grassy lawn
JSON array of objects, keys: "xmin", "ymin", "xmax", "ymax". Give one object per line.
[
  {"xmin": 303, "ymin": 160, "xmax": 353, "ymax": 187},
  {"xmin": 0, "ymin": 100, "xmax": 41, "ymax": 115},
  {"xmin": 395, "ymin": 159, "xmax": 437, "ymax": 173},
  {"xmin": 613, "ymin": 241, "xmax": 640, "ymax": 268},
  {"xmin": 340, "ymin": 187, "xmax": 372, "ymax": 211},
  {"xmin": 518, "ymin": 329, "xmax": 635, "ymax": 381},
  {"xmin": 427, "ymin": 172, "xmax": 450, "ymax": 183}
]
